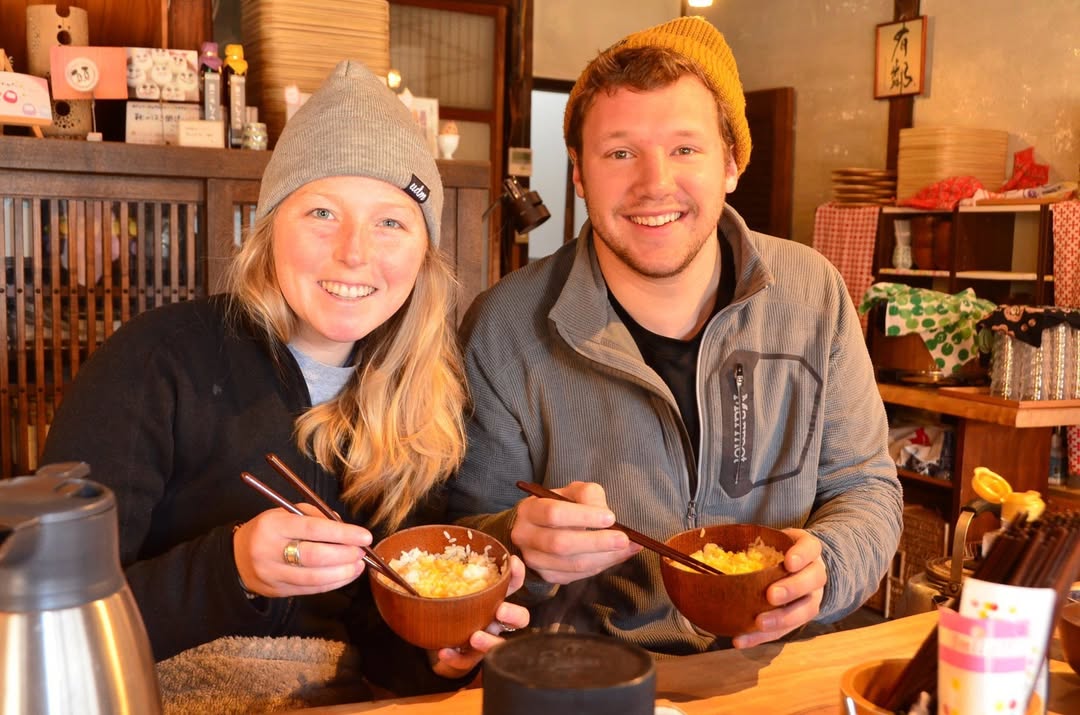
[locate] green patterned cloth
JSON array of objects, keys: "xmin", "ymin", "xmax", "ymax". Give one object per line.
[{"xmin": 859, "ymin": 283, "xmax": 997, "ymax": 375}]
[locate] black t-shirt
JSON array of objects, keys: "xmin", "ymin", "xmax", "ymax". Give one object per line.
[{"xmin": 608, "ymin": 234, "xmax": 735, "ymax": 494}]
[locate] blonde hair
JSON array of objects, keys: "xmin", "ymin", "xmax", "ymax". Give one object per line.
[{"xmin": 223, "ymin": 210, "xmax": 467, "ymax": 531}]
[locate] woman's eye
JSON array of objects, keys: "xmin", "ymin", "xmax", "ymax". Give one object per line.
[
  {"xmin": 310, "ymin": 208, "xmax": 334, "ymax": 220},
  {"xmin": 675, "ymin": 146, "xmax": 697, "ymax": 156}
]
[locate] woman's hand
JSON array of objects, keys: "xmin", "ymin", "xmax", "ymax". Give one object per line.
[
  {"xmin": 232, "ymin": 504, "xmax": 373, "ymax": 598},
  {"xmin": 429, "ymin": 554, "xmax": 530, "ymax": 679}
]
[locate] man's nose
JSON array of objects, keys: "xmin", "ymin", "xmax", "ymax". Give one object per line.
[{"xmin": 637, "ymin": 149, "xmax": 676, "ymax": 194}]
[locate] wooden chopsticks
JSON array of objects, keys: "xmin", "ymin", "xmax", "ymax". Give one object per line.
[
  {"xmin": 514, "ymin": 480, "xmax": 727, "ymax": 577},
  {"xmin": 239, "ymin": 455, "xmax": 422, "ymax": 597}
]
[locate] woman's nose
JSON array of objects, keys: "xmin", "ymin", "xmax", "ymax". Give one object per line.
[{"xmin": 336, "ymin": 225, "xmax": 372, "ymax": 266}]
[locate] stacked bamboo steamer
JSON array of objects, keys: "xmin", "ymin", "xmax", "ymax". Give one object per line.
[
  {"xmin": 896, "ymin": 127, "xmax": 1008, "ymax": 201},
  {"xmin": 240, "ymin": 0, "xmax": 390, "ymax": 148},
  {"xmin": 831, "ymin": 168, "xmax": 897, "ymax": 206}
]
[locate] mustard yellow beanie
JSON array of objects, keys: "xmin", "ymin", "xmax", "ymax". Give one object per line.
[{"xmin": 565, "ymin": 16, "xmax": 751, "ymax": 175}]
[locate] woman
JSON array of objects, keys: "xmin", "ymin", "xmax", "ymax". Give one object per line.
[{"xmin": 41, "ymin": 60, "xmax": 527, "ymax": 706}]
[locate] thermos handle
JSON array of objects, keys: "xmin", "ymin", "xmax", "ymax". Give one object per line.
[
  {"xmin": 34, "ymin": 461, "xmax": 91, "ymax": 482},
  {"xmin": 947, "ymin": 498, "xmax": 1002, "ymax": 594}
]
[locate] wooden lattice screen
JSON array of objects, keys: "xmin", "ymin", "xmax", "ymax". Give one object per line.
[{"xmin": 0, "ymin": 137, "xmax": 488, "ymax": 479}]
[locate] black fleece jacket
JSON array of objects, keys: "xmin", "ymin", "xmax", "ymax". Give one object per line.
[{"xmin": 41, "ymin": 294, "xmax": 459, "ymax": 696}]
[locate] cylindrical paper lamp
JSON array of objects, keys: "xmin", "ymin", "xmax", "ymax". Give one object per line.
[{"xmin": 26, "ymin": 4, "xmax": 92, "ymax": 138}]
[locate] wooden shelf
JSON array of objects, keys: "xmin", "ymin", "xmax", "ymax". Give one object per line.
[
  {"xmin": 896, "ymin": 468, "xmax": 953, "ymax": 490},
  {"xmin": 878, "ymin": 383, "xmax": 1080, "ymax": 428}
]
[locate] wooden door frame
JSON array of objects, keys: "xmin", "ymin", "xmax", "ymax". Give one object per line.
[{"xmin": 388, "ymin": 0, "xmax": 532, "ymax": 283}]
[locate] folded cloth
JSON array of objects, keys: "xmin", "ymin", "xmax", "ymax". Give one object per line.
[
  {"xmin": 156, "ymin": 636, "xmax": 372, "ymax": 715},
  {"xmin": 898, "ymin": 175, "xmax": 984, "ymax": 210},
  {"xmin": 811, "ymin": 203, "xmax": 880, "ymax": 333},
  {"xmin": 859, "ymin": 282, "xmax": 996, "ymax": 375},
  {"xmin": 1000, "ymin": 146, "xmax": 1050, "ymax": 191},
  {"xmin": 1052, "ymin": 200, "xmax": 1080, "ymax": 476}
]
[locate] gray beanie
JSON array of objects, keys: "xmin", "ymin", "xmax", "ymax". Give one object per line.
[{"xmin": 255, "ymin": 60, "xmax": 443, "ymax": 246}]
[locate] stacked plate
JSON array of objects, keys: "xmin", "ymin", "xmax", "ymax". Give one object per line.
[
  {"xmin": 832, "ymin": 168, "xmax": 897, "ymax": 206},
  {"xmin": 241, "ymin": 0, "xmax": 390, "ymax": 147},
  {"xmin": 897, "ymin": 127, "xmax": 1008, "ymax": 200}
]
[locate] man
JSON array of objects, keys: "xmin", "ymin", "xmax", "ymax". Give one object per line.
[{"xmin": 448, "ymin": 16, "xmax": 902, "ymax": 654}]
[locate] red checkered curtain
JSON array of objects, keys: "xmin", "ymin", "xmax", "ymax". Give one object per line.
[
  {"xmin": 1052, "ymin": 200, "xmax": 1080, "ymax": 478},
  {"xmin": 811, "ymin": 203, "xmax": 881, "ymax": 335}
]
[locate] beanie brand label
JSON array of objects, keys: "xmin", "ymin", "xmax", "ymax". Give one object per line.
[{"xmin": 406, "ymin": 175, "xmax": 430, "ymax": 204}]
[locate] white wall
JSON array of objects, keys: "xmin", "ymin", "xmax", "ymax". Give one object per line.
[
  {"xmin": 702, "ymin": 0, "xmax": 1080, "ymax": 245},
  {"xmin": 533, "ymin": 0, "xmax": 682, "ymax": 80}
]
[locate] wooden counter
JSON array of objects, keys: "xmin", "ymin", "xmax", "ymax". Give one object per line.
[{"xmin": 291, "ymin": 612, "xmax": 1079, "ymax": 714}]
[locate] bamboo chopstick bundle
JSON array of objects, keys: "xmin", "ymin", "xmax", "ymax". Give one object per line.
[{"xmin": 879, "ymin": 511, "xmax": 1080, "ymax": 713}]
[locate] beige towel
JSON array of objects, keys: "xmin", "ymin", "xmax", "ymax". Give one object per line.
[{"xmin": 156, "ymin": 636, "xmax": 372, "ymax": 714}]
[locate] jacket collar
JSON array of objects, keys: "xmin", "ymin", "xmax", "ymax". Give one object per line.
[{"xmin": 550, "ymin": 204, "xmax": 773, "ymax": 353}]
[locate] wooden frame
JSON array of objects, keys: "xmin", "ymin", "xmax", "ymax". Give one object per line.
[{"xmin": 874, "ymin": 15, "xmax": 926, "ymax": 99}]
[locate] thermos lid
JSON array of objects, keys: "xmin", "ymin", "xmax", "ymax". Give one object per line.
[
  {"xmin": 482, "ymin": 632, "xmax": 656, "ymax": 715},
  {"xmin": 0, "ymin": 462, "xmax": 126, "ymax": 612}
]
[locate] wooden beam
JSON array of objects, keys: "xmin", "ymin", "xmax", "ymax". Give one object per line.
[{"xmin": 885, "ymin": 0, "xmax": 920, "ymax": 171}]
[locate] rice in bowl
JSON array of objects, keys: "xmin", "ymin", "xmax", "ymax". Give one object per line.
[
  {"xmin": 384, "ymin": 543, "xmax": 503, "ymax": 598},
  {"xmin": 674, "ymin": 537, "xmax": 784, "ymax": 575}
]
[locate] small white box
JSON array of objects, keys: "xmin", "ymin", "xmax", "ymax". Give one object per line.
[
  {"xmin": 125, "ymin": 101, "xmax": 200, "ymax": 145},
  {"xmin": 177, "ymin": 119, "xmax": 225, "ymax": 148}
]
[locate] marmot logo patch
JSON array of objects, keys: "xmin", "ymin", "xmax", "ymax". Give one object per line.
[{"xmin": 406, "ymin": 175, "xmax": 430, "ymax": 203}]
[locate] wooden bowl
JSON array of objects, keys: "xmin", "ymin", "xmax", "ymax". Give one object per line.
[
  {"xmin": 839, "ymin": 658, "xmax": 908, "ymax": 715},
  {"xmin": 659, "ymin": 523, "xmax": 793, "ymax": 637},
  {"xmin": 1060, "ymin": 601, "xmax": 1080, "ymax": 674},
  {"xmin": 370, "ymin": 524, "xmax": 511, "ymax": 650}
]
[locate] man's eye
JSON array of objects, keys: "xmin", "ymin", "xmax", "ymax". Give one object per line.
[
  {"xmin": 611, "ymin": 150, "xmax": 631, "ymax": 160},
  {"xmin": 379, "ymin": 218, "xmax": 404, "ymax": 229}
]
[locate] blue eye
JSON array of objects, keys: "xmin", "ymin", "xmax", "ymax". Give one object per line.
[
  {"xmin": 310, "ymin": 208, "xmax": 334, "ymax": 220},
  {"xmin": 379, "ymin": 218, "xmax": 404, "ymax": 229}
]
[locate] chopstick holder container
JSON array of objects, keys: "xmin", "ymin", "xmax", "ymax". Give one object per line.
[{"xmin": 937, "ymin": 578, "xmax": 1054, "ymax": 715}]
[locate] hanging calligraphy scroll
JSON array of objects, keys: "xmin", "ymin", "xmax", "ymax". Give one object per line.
[{"xmin": 874, "ymin": 16, "xmax": 926, "ymax": 99}]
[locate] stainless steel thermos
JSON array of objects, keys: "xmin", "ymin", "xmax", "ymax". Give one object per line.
[{"xmin": 0, "ymin": 463, "xmax": 161, "ymax": 714}]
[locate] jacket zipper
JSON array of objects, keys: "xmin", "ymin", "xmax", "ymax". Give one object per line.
[
  {"xmin": 686, "ymin": 499, "xmax": 697, "ymax": 525},
  {"xmin": 734, "ymin": 363, "xmax": 745, "ymax": 486}
]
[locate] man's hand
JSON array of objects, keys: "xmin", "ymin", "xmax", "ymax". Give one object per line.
[
  {"xmin": 510, "ymin": 481, "xmax": 643, "ymax": 584},
  {"xmin": 731, "ymin": 528, "xmax": 826, "ymax": 649}
]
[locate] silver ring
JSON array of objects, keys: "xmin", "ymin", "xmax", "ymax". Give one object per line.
[
  {"xmin": 283, "ymin": 539, "xmax": 303, "ymax": 567},
  {"xmin": 497, "ymin": 621, "xmax": 518, "ymax": 633}
]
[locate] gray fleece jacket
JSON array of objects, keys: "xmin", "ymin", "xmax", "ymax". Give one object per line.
[{"xmin": 448, "ymin": 206, "xmax": 902, "ymax": 655}]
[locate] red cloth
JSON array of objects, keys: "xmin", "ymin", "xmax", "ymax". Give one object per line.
[
  {"xmin": 811, "ymin": 203, "xmax": 880, "ymax": 334},
  {"xmin": 1001, "ymin": 146, "xmax": 1050, "ymax": 191},
  {"xmin": 898, "ymin": 175, "xmax": 984, "ymax": 210},
  {"xmin": 1052, "ymin": 200, "xmax": 1080, "ymax": 477}
]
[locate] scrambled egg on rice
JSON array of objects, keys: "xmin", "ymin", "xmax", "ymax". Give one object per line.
[{"xmin": 677, "ymin": 537, "xmax": 784, "ymax": 574}]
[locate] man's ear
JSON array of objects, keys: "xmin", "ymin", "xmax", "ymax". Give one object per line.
[
  {"xmin": 724, "ymin": 154, "xmax": 739, "ymax": 195},
  {"xmin": 570, "ymin": 150, "xmax": 585, "ymax": 199}
]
